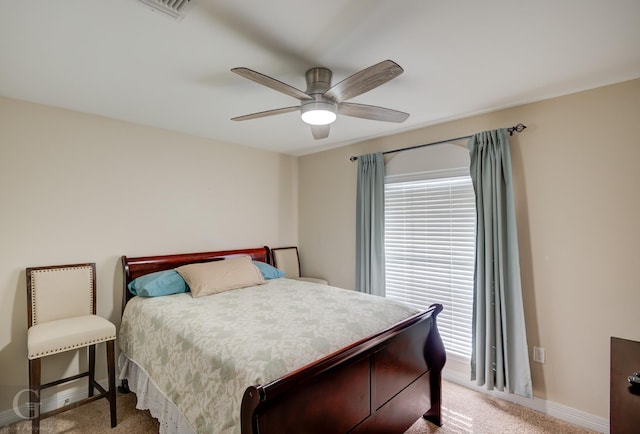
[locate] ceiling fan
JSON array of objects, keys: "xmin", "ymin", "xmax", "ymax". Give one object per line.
[{"xmin": 230, "ymin": 60, "xmax": 410, "ymax": 140}]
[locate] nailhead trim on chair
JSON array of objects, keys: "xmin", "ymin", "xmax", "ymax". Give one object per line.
[
  {"xmin": 30, "ymin": 266, "xmax": 95, "ymax": 326},
  {"xmin": 29, "ymin": 335, "xmax": 116, "ymax": 359}
]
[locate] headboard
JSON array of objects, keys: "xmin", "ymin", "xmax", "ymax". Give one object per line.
[{"xmin": 121, "ymin": 246, "xmax": 271, "ymax": 311}]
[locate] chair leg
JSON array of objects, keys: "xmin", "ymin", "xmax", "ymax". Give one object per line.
[
  {"xmin": 88, "ymin": 344, "xmax": 96, "ymax": 397},
  {"xmin": 28, "ymin": 358, "xmax": 40, "ymax": 434},
  {"xmin": 106, "ymin": 340, "xmax": 117, "ymax": 428}
]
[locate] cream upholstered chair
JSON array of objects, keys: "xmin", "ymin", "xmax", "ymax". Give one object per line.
[
  {"xmin": 26, "ymin": 263, "xmax": 116, "ymax": 433},
  {"xmin": 271, "ymin": 247, "xmax": 328, "ymax": 285}
]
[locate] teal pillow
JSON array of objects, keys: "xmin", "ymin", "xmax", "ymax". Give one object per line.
[
  {"xmin": 252, "ymin": 261, "xmax": 285, "ymax": 280},
  {"xmin": 128, "ymin": 270, "xmax": 189, "ymax": 297}
]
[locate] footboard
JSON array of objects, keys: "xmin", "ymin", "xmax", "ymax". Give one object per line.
[{"xmin": 241, "ymin": 303, "xmax": 446, "ymax": 434}]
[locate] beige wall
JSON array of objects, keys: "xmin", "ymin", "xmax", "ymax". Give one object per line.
[
  {"xmin": 299, "ymin": 78, "xmax": 640, "ymax": 419},
  {"xmin": 2, "ymin": 78, "xmax": 638, "ymax": 423},
  {"xmin": 0, "ymin": 97, "xmax": 298, "ymax": 413}
]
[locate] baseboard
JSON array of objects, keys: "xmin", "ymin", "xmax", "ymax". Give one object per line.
[
  {"xmin": 0, "ymin": 379, "xmax": 108, "ymax": 427},
  {"xmin": 443, "ymin": 370, "xmax": 609, "ymax": 434}
]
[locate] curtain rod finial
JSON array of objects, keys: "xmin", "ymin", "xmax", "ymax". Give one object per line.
[
  {"xmin": 508, "ymin": 123, "xmax": 527, "ymax": 135},
  {"xmin": 350, "ymin": 156, "xmax": 358, "ymax": 162}
]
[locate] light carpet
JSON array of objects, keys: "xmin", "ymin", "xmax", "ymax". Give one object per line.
[{"xmin": 0, "ymin": 380, "xmax": 598, "ymax": 433}]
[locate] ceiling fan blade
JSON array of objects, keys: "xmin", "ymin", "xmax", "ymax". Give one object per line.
[
  {"xmin": 231, "ymin": 106, "xmax": 299, "ymax": 121},
  {"xmin": 338, "ymin": 102, "xmax": 409, "ymax": 123},
  {"xmin": 324, "ymin": 60, "xmax": 404, "ymax": 103},
  {"xmin": 311, "ymin": 125, "xmax": 330, "ymax": 140},
  {"xmin": 232, "ymin": 67, "xmax": 313, "ymax": 101}
]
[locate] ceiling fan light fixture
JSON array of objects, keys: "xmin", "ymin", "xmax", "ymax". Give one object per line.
[
  {"xmin": 301, "ymin": 101, "xmax": 337, "ymax": 125},
  {"xmin": 231, "ymin": 60, "xmax": 407, "ymax": 139}
]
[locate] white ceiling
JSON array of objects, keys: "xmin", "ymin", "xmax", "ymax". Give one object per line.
[{"xmin": 1, "ymin": 0, "xmax": 639, "ymax": 156}]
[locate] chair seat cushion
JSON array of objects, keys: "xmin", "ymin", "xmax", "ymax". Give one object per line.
[{"xmin": 28, "ymin": 314, "xmax": 116, "ymax": 359}]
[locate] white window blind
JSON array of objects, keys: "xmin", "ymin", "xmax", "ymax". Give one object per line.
[{"xmin": 385, "ymin": 175, "xmax": 475, "ymax": 359}]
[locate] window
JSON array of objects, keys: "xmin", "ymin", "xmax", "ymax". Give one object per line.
[{"xmin": 385, "ymin": 171, "xmax": 475, "ymax": 359}]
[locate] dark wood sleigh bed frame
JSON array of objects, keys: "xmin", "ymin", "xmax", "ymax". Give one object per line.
[{"xmin": 121, "ymin": 246, "xmax": 446, "ymax": 434}]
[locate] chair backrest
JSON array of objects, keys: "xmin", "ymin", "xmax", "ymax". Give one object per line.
[
  {"xmin": 26, "ymin": 263, "xmax": 96, "ymax": 327},
  {"xmin": 271, "ymin": 247, "xmax": 301, "ymax": 278}
]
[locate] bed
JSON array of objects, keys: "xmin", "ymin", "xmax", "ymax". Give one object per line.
[{"xmin": 119, "ymin": 246, "xmax": 446, "ymax": 434}]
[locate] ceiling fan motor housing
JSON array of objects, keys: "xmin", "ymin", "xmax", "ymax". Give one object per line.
[
  {"xmin": 300, "ymin": 67, "xmax": 337, "ymax": 125},
  {"xmin": 305, "ymin": 67, "xmax": 333, "ymax": 95}
]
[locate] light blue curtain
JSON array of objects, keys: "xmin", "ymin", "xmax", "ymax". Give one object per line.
[
  {"xmin": 355, "ymin": 152, "xmax": 385, "ymax": 296},
  {"xmin": 468, "ymin": 129, "xmax": 532, "ymax": 398}
]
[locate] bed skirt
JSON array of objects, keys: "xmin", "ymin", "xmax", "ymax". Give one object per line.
[{"xmin": 118, "ymin": 352, "xmax": 196, "ymax": 434}]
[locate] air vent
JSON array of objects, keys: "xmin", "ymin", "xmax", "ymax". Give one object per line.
[{"xmin": 137, "ymin": 0, "xmax": 194, "ymax": 20}]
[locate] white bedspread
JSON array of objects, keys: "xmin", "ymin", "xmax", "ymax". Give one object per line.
[{"xmin": 118, "ymin": 277, "xmax": 419, "ymax": 434}]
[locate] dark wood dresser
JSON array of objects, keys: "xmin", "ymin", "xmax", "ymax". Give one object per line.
[{"xmin": 610, "ymin": 337, "xmax": 640, "ymax": 433}]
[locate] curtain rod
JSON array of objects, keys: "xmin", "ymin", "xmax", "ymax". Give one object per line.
[{"xmin": 349, "ymin": 123, "xmax": 527, "ymax": 162}]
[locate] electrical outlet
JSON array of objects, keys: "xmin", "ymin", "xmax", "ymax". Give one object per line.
[
  {"xmin": 64, "ymin": 398, "xmax": 70, "ymax": 406},
  {"xmin": 533, "ymin": 346, "xmax": 545, "ymax": 363}
]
